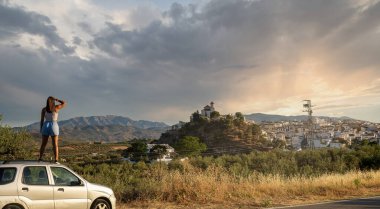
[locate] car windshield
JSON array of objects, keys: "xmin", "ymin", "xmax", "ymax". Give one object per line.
[{"xmin": 0, "ymin": 167, "xmax": 17, "ymax": 185}]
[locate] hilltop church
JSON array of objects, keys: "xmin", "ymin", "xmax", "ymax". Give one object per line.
[{"xmin": 201, "ymin": 101, "xmax": 216, "ymax": 118}]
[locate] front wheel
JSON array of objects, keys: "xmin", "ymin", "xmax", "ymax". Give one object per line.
[
  {"xmin": 91, "ymin": 199, "xmax": 111, "ymax": 209},
  {"xmin": 4, "ymin": 204, "xmax": 23, "ymax": 209}
]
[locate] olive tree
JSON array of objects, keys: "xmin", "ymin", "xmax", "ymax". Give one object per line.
[
  {"xmin": 0, "ymin": 116, "xmax": 33, "ymax": 160},
  {"xmin": 173, "ymin": 136, "xmax": 207, "ymax": 157}
]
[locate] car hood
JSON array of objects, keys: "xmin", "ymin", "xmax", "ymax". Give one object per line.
[{"xmin": 86, "ymin": 182, "xmax": 114, "ymax": 196}]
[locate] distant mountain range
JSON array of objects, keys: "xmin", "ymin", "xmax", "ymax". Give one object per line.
[
  {"xmin": 18, "ymin": 113, "xmax": 358, "ymax": 143},
  {"xmin": 244, "ymin": 113, "xmax": 355, "ymax": 123},
  {"xmin": 20, "ymin": 115, "xmax": 170, "ymax": 142}
]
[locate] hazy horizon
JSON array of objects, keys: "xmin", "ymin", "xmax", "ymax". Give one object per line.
[
  {"xmin": 1, "ymin": 0, "xmax": 380, "ymax": 126},
  {"xmin": 4, "ymin": 111, "xmax": 373, "ymax": 128}
]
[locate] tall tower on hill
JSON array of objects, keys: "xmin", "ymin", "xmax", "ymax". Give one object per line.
[{"xmin": 303, "ymin": 100, "xmax": 315, "ymax": 148}]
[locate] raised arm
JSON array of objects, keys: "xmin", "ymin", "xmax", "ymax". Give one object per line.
[
  {"xmin": 40, "ymin": 108, "xmax": 45, "ymax": 132},
  {"xmin": 54, "ymin": 98, "xmax": 66, "ymax": 111}
]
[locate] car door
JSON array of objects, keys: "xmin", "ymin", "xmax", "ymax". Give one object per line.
[
  {"xmin": 17, "ymin": 166, "xmax": 54, "ymax": 209},
  {"xmin": 50, "ymin": 166, "xmax": 88, "ymax": 209}
]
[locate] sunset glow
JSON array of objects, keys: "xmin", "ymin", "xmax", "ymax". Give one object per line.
[{"xmin": 1, "ymin": 0, "xmax": 379, "ymax": 126}]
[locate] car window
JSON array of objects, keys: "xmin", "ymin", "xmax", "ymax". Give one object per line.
[
  {"xmin": 22, "ymin": 166, "xmax": 49, "ymax": 185},
  {"xmin": 51, "ymin": 167, "xmax": 81, "ymax": 186},
  {"xmin": 0, "ymin": 167, "xmax": 17, "ymax": 185}
]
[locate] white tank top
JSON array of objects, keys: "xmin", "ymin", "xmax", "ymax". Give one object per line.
[{"xmin": 45, "ymin": 111, "xmax": 58, "ymax": 121}]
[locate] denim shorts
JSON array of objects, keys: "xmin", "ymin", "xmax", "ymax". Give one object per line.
[{"xmin": 41, "ymin": 121, "xmax": 59, "ymax": 136}]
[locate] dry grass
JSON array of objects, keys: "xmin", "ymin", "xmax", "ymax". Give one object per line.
[{"xmin": 116, "ymin": 162, "xmax": 380, "ymax": 208}]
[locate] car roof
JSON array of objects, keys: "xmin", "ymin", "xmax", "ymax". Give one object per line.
[{"xmin": 0, "ymin": 160, "xmax": 63, "ymax": 166}]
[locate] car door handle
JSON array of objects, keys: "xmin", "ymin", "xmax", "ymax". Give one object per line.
[
  {"xmin": 57, "ymin": 188, "xmax": 64, "ymax": 192},
  {"xmin": 22, "ymin": 187, "xmax": 29, "ymax": 192}
]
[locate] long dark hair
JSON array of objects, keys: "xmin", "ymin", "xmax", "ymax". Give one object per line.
[{"xmin": 45, "ymin": 96, "xmax": 55, "ymax": 113}]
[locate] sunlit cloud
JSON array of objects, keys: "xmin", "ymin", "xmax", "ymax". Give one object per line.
[{"xmin": 1, "ymin": 0, "xmax": 380, "ymax": 125}]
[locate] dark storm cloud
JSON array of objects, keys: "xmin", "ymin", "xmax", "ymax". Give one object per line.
[
  {"xmin": 0, "ymin": 46, "xmax": 117, "ymax": 123},
  {"xmin": 92, "ymin": 0, "xmax": 356, "ymax": 73},
  {"xmin": 93, "ymin": 20, "xmax": 214, "ymax": 69},
  {"xmin": 2, "ymin": 0, "xmax": 380, "ymax": 125},
  {"xmin": 93, "ymin": 0, "xmax": 380, "ymax": 71},
  {"xmin": 89, "ymin": 0, "xmax": 380, "ymax": 122},
  {"xmin": 0, "ymin": 0, "xmax": 75, "ymax": 54},
  {"xmin": 0, "ymin": 44, "xmax": 219, "ymax": 124},
  {"xmin": 321, "ymin": 1, "xmax": 380, "ymax": 72}
]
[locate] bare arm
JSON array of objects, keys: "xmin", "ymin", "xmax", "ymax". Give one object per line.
[
  {"xmin": 54, "ymin": 98, "xmax": 66, "ymax": 111},
  {"xmin": 40, "ymin": 108, "xmax": 45, "ymax": 132}
]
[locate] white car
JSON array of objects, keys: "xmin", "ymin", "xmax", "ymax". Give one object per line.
[{"xmin": 0, "ymin": 160, "xmax": 116, "ymax": 209}]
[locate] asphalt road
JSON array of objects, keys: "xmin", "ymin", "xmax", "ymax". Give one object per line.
[{"xmin": 272, "ymin": 196, "xmax": 380, "ymax": 209}]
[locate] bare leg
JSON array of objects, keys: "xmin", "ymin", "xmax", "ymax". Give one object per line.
[
  {"xmin": 39, "ymin": 135, "xmax": 49, "ymax": 160},
  {"xmin": 52, "ymin": 135, "xmax": 59, "ymax": 162}
]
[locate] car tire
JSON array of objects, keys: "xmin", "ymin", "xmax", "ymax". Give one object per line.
[
  {"xmin": 4, "ymin": 204, "xmax": 23, "ymax": 209},
  {"xmin": 91, "ymin": 199, "xmax": 111, "ymax": 209}
]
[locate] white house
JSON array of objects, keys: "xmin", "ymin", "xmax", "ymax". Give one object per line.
[{"xmin": 147, "ymin": 144, "xmax": 175, "ymax": 163}]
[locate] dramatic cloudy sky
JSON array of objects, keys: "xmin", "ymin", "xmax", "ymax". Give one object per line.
[{"xmin": 1, "ymin": 0, "xmax": 380, "ymax": 126}]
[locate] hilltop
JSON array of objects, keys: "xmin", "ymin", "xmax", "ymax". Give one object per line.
[
  {"xmin": 19, "ymin": 115, "xmax": 169, "ymax": 142},
  {"xmin": 158, "ymin": 112, "xmax": 264, "ymax": 155}
]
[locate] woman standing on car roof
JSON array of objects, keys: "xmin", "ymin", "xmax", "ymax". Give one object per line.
[{"xmin": 39, "ymin": 96, "xmax": 66, "ymax": 163}]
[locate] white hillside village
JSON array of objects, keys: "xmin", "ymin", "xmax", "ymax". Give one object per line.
[
  {"xmin": 124, "ymin": 100, "xmax": 379, "ymax": 164},
  {"xmin": 178, "ymin": 101, "xmax": 380, "ymax": 151},
  {"xmin": 258, "ymin": 101, "xmax": 380, "ymax": 150},
  {"xmin": 260, "ymin": 119, "xmax": 380, "ymax": 150}
]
